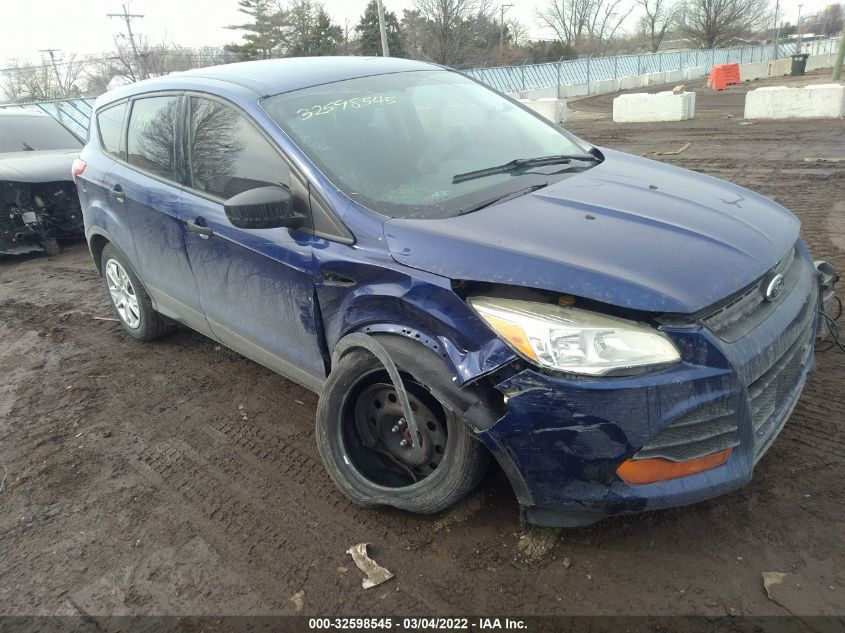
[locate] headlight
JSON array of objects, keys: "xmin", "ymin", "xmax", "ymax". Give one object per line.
[{"xmin": 468, "ymin": 296, "xmax": 680, "ymax": 376}]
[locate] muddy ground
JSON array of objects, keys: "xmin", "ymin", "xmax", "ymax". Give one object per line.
[{"xmin": 1, "ymin": 73, "xmax": 844, "ymax": 619}]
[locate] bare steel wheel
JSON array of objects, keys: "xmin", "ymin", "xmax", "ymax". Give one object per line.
[
  {"xmin": 105, "ymin": 259, "xmax": 141, "ymax": 329},
  {"xmin": 349, "ymin": 380, "xmax": 448, "ymax": 486},
  {"xmin": 316, "ymin": 346, "xmax": 489, "ymax": 514}
]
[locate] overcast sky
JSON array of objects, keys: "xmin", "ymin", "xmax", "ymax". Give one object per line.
[{"xmin": 0, "ymin": 0, "xmax": 833, "ymax": 66}]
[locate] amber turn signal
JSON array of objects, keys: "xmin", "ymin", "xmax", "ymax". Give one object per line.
[{"xmin": 616, "ymin": 448, "xmax": 732, "ymax": 485}]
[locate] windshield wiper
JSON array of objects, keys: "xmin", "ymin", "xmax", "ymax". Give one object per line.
[
  {"xmin": 452, "ymin": 154, "xmax": 600, "ymax": 184},
  {"xmin": 21, "ymin": 142, "xmax": 35, "ymax": 151},
  {"xmin": 457, "ymin": 183, "xmax": 548, "ymax": 216}
]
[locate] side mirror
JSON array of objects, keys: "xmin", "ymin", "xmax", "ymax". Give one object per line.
[{"xmin": 223, "ymin": 185, "xmax": 304, "ymax": 230}]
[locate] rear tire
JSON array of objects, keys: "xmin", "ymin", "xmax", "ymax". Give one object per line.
[
  {"xmin": 100, "ymin": 243, "xmax": 174, "ymax": 341},
  {"xmin": 316, "ymin": 348, "xmax": 489, "ymax": 514}
]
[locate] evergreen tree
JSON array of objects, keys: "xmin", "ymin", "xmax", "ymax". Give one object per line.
[
  {"xmin": 356, "ymin": 0, "xmax": 404, "ymax": 57},
  {"xmin": 225, "ymin": 0, "xmax": 288, "ymax": 60},
  {"xmin": 297, "ymin": 7, "xmax": 344, "ymax": 56}
]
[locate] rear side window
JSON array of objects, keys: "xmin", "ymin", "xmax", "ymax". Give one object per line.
[
  {"xmin": 97, "ymin": 102, "xmax": 128, "ymax": 159},
  {"xmin": 187, "ymin": 97, "xmax": 290, "ymax": 200},
  {"xmin": 126, "ymin": 96, "xmax": 180, "ymax": 181}
]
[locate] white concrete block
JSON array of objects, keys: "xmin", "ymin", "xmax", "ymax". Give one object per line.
[
  {"xmin": 744, "ymin": 84, "xmax": 845, "ymax": 119},
  {"xmin": 767, "ymin": 58, "xmax": 791, "ymax": 77},
  {"xmin": 645, "ymin": 72, "xmax": 666, "ymax": 86},
  {"xmin": 665, "ymin": 70, "xmax": 684, "ymax": 83},
  {"xmin": 559, "ymin": 83, "xmax": 589, "ymax": 99},
  {"xmin": 612, "ymin": 91, "xmax": 696, "ymax": 122},
  {"xmin": 806, "ymin": 53, "xmax": 836, "ymax": 72},
  {"xmin": 739, "ymin": 61, "xmax": 769, "ymax": 82},
  {"xmin": 589, "ymin": 79, "xmax": 617, "ymax": 96},
  {"xmin": 684, "ymin": 67, "xmax": 706, "ymax": 80},
  {"xmin": 619, "ymin": 76, "xmax": 637, "ymax": 90},
  {"xmin": 520, "ymin": 97, "xmax": 569, "ymax": 123}
]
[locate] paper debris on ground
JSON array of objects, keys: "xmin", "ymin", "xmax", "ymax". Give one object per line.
[{"xmin": 346, "ymin": 543, "xmax": 393, "ymax": 589}]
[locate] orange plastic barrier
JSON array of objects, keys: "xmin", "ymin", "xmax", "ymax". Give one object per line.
[
  {"xmin": 707, "ymin": 66, "xmax": 727, "ymax": 91},
  {"xmin": 707, "ymin": 63, "xmax": 740, "ymax": 91},
  {"xmin": 721, "ymin": 63, "xmax": 741, "ymax": 85}
]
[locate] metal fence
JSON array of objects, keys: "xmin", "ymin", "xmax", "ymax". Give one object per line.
[
  {"xmin": 0, "ymin": 37, "xmax": 839, "ymax": 138},
  {"xmin": 464, "ymin": 38, "xmax": 841, "ymax": 94},
  {"xmin": 0, "ymin": 98, "xmax": 94, "ymax": 141}
]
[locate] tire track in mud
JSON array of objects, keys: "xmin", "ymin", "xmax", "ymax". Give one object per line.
[{"xmin": 130, "ymin": 434, "xmax": 443, "ymax": 614}]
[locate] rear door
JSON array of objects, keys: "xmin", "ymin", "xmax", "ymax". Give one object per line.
[
  {"xmin": 179, "ymin": 95, "xmax": 326, "ymax": 390},
  {"xmin": 112, "ymin": 93, "xmax": 211, "ymax": 336}
]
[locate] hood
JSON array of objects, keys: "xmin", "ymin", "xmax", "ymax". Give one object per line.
[
  {"xmin": 0, "ymin": 149, "xmax": 78, "ymax": 183},
  {"xmin": 383, "ymin": 148, "xmax": 800, "ymax": 314}
]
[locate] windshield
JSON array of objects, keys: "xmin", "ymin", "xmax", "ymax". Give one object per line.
[
  {"xmin": 0, "ymin": 114, "xmax": 82, "ymax": 153},
  {"xmin": 262, "ymin": 70, "xmax": 593, "ymax": 219}
]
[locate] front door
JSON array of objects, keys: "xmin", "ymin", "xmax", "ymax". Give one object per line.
[
  {"xmin": 115, "ymin": 93, "xmax": 212, "ymax": 336},
  {"xmin": 179, "ymin": 95, "xmax": 326, "ymax": 391}
]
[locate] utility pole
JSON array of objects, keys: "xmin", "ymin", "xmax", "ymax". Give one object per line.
[
  {"xmin": 376, "ymin": 0, "xmax": 390, "ymax": 57},
  {"xmin": 796, "ymin": 4, "xmax": 803, "ymax": 54},
  {"xmin": 107, "ymin": 3, "xmax": 147, "ymax": 80},
  {"xmin": 771, "ymin": 0, "xmax": 780, "ymax": 58},
  {"xmin": 833, "ymin": 19, "xmax": 845, "ymax": 80},
  {"xmin": 499, "ymin": 4, "xmax": 514, "ymax": 64},
  {"xmin": 39, "ymin": 49, "xmax": 68, "ymax": 99}
]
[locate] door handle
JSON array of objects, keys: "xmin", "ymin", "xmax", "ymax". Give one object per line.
[
  {"xmin": 110, "ymin": 184, "xmax": 125, "ymax": 203},
  {"xmin": 186, "ymin": 218, "xmax": 213, "ymax": 238}
]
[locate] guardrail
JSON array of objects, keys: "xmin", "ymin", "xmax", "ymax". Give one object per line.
[{"xmin": 463, "ymin": 39, "xmax": 841, "ymax": 94}]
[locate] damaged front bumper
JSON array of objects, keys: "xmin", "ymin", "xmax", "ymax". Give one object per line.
[
  {"xmin": 0, "ymin": 180, "xmax": 82, "ymax": 255},
  {"xmin": 476, "ymin": 246, "xmax": 820, "ymax": 527}
]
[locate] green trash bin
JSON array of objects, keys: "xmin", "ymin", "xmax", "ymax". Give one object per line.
[{"xmin": 790, "ymin": 53, "xmax": 810, "ymax": 76}]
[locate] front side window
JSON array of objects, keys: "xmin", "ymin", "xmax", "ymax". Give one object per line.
[
  {"xmin": 97, "ymin": 102, "xmax": 129, "ymax": 160},
  {"xmin": 262, "ymin": 70, "xmax": 593, "ymax": 220},
  {"xmin": 126, "ymin": 96, "xmax": 180, "ymax": 181},
  {"xmin": 187, "ymin": 97, "xmax": 290, "ymax": 200}
]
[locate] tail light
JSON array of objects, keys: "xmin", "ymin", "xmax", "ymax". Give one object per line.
[{"xmin": 71, "ymin": 157, "xmax": 87, "ymax": 183}]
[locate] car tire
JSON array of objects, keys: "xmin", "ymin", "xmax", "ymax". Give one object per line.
[
  {"xmin": 316, "ymin": 347, "xmax": 489, "ymax": 514},
  {"xmin": 100, "ymin": 243, "xmax": 174, "ymax": 341}
]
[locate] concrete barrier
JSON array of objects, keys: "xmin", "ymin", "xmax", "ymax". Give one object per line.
[
  {"xmin": 613, "ymin": 91, "xmax": 696, "ymax": 122},
  {"xmin": 739, "ymin": 61, "xmax": 769, "ymax": 82},
  {"xmin": 744, "ymin": 84, "xmax": 845, "ymax": 119},
  {"xmin": 520, "ymin": 97, "xmax": 569, "ymax": 123},
  {"xmin": 767, "ymin": 58, "xmax": 792, "ymax": 77},
  {"xmin": 806, "ymin": 53, "xmax": 837, "ymax": 72}
]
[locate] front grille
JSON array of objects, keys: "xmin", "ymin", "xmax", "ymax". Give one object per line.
[
  {"xmin": 703, "ymin": 245, "xmax": 799, "ymax": 342},
  {"xmin": 634, "ymin": 402, "xmax": 739, "ymax": 462},
  {"xmin": 749, "ymin": 321, "xmax": 813, "ymax": 461}
]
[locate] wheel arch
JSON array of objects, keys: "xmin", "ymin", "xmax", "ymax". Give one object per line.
[{"xmin": 87, "ymin": 229, "xmax": 111, "ymax": 275}]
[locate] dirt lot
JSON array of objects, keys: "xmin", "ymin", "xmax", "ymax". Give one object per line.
[{"xmin": 1, "ymin": 73, "xmax": 844, "ymax": 619}]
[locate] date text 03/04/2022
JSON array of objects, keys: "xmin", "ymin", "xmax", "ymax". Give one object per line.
[{"xmin": 307, "ymin": 617, "xmax": 528, "ymax": 630}]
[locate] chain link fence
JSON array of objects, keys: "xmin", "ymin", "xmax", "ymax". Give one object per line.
[
  {"xmin": 463, "ymin": 38, "xmax": 841, "ymax": 94},
  {"xmin": 0, "ymin": 98, "xmax": 94, "ymax": 141},
  {"xmin": 1, "ymin": 37, "xmax": 839, "ymax": 140}
]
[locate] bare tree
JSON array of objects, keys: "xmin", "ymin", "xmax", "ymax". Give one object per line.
[
  {"xmin": 679, "ymin": 0, "xmax": 769, "ymax": 48},
  {"xmin": 411, "ymin": 0, "xmax": 497, "ymax": 66},
  {"xmin": 0, "ymin": 54, "xmax": 84, "ymax": 102},
  {"xmin": 638, "ymin": 0, "xmax": 677, "ymax": 51},
  {"xmin": 538, "ymin": 0, "xmax": 634, "ymax": 53},
  {"xmin": 506, "ymin": 18, "xmax": 530, "ymax": 47}
]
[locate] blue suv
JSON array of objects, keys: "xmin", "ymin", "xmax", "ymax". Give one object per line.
[{"xmin": 75, "ymin": 57, "xmax": 831, "ymax": 527}]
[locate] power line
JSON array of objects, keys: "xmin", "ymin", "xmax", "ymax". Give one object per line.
[
  {"xmin": 38, "ymin": 49, "xmax": 69, "ymax": 98},
  {"xmin": 107, "ymin": 3, "xmax": 147, "ymax": 80}
]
